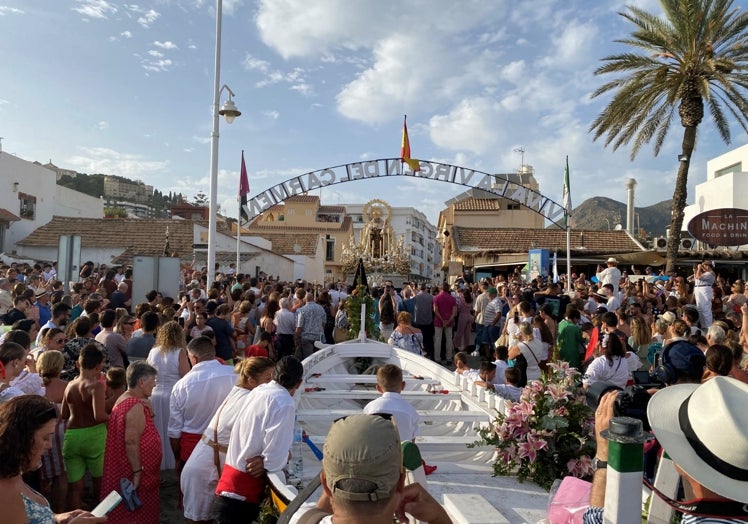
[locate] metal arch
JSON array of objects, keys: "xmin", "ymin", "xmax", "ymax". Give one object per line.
[{"xmin": 243, "ymin": 158, "xmax": 567, "ymax": 229}]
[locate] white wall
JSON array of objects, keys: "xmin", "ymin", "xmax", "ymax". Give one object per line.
[
  {"xmin": 54, "ymin": 186, "xmax": 104, "ymax": 218},
  {"xmin": 684, "ymin": 144, "xmax": 748, "ymax": 232},
  {"xmin": 0, "ymin": 153, "xmax": 57, "ymax": 252},
  {"xmin": 0, "ymin": 153, "xmax": 104, "ymax": 253}
]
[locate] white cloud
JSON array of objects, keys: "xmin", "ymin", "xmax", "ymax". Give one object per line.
[
  {"xmin": 263, "ymin": 110, "xmax": 280, "ymax": 120},
  {"xmin": 147, "ymin": 50, "xmax": 163, "ymax": 58},
  {"xmin": 0, "ymin": 6, "xmax": 24, "ymax": 15},
  {"xmin": 243, "ymin": 55, "xmax": 270, "ymax": 73},
  {"xmin": 429, "ymin": 97, "xmax": 504, "ymax": 155},
  {"xmin": 72, "ymin": 0, "xmax": 117, "ymax": 19},
  {"xmin": 142, "ymin": 58, "xmax": 172, "ymax": 72},
  {"xmin": 153, "ymin": 40, "xmax": 177, "ymax": 50},
  {"xmin": 137, "ymin": 9, "xmax": 159, "ymax": 28},
  {"xmin": 336, "ymin": 34, "xmax": 449, "ymax": 124},
  {"xmin": 120, "ymin": 30, "xmax": 132, "ymax": 38},
  {"xmin": 66, "ymin": 147, "xmax": 169, "ymax": 178},
  {"xmin": 97, "ymin": 121, "xmax": 109, "ymax": 130}
]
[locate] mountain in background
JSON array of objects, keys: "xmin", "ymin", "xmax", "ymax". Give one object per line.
[{"xmin": 569, "ymin": 197, "xmax": 672, "ymax": 239}]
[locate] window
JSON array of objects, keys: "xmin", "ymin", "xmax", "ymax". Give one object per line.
[
  {"xmin": 326, "ymin": 235, "xmax": 335, "ymax": 262},
  {"xmin": 715, "ymin": 162, "xmax": 741, "ymax": 178},
  {"xmin": 507, "ymin": 203, "xmax": 521, "ymax": 210},
  {"xmin": 19, "ymin": 192, "xmax": 36, "ymax": 220}
]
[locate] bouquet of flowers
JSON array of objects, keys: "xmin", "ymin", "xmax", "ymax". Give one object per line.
[{"xmin": 471, "ymin": 362, "xmax": 596, "ymax": 490}]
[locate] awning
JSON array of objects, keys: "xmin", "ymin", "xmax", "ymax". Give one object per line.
[
  {"xmin": 0, "ymin": 208, "xmax": 21, "ymax": 222},
  {"xmin": 609, "ymin": 251, "xmax": 667, "ymax": 267}
]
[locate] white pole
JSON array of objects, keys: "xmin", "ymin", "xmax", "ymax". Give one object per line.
[
  {"xmin": 359, "ymin": 303, "xmax": 366, "ymax": 341},
  {"xmin": 207, "ymin": 0, "xmax": 223, "ymax": 289},
  {"xmin": 566, "ymin": 221, "xmax": 572, "ymax": 294},
  {"xmin": 236, "ymin": 207, "xmax": 241, "ymax": 275}
]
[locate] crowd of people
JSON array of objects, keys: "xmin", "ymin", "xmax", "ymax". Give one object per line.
[{"xmin": 1, "ymin": 255, "xmax": 748, "ymax": 522}]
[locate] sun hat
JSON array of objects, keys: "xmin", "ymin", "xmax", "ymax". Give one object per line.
[
  {"xmin": 647, "ymin": 376, "xmax": 748, "ymax": 503},
  {"xmin": 34, "ymin": 288, "xmax": 49, "ymax": 298},
  {"xmin": 658, "ymin": 311, "xmax": 676, "ymax": 324},
  {"xmin": 322, "ymin": 414, "xmax": 402, "ymax": 502},
  {"xmin": 607, "ymin": 257, "xmax": 618, "ymax": 264}
]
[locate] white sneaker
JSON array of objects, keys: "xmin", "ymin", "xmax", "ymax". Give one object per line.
[{"xmin": 470, "ymin": 350, "xmax": 480, "ymax": 357}]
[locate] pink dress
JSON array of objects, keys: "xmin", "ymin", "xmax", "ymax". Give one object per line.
[
  {"xmin": 100, "ymin": 396, "xmax": 162, "ymax": 524},
  {"xmin": 453, "ymin": 295, "xmax": 475, "ymax": 348}
]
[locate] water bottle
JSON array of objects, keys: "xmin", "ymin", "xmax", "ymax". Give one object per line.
[{"xmin": 289, "ymin": 417, "xmax": 303, "ymax": 485}]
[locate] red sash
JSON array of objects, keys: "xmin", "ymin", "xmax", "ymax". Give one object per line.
[
  {"xmin": 215, "ymin": 463, "xmax": 266, "ymax": 503},
  {"xmin": 179, "ymin": 432, "xmax": 202, "ymax": 463}
]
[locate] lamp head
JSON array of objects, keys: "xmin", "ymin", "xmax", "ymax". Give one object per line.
[{"xmin": 219, "ymin": 98, "xmax": 241, "ymax": 124}]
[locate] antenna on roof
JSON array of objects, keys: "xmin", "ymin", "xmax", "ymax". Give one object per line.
[{"xmin": 514, "ymin": 146, "xmax": 525, "ymax": 171}]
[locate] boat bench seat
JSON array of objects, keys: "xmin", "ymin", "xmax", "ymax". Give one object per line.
[
  {"xmin": 301, "ymin": 390, "xmax": 462, "ymax": 400},
  {"xmin": 303, "ymin": 434, "xmax": 489, "ymax": 452},
  {"xmin": 297, "ymin": 409, "xmax": 489, "ymax": 423},
  {"xmin": 305, "ymin": 374, "xmax": 442, "ymax": 386},
  {"xmin": 443, "ymin": 493, "xmax": 510, "ymax": 524}
]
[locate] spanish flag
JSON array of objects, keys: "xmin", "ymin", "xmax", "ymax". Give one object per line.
[{"xmin": 401, "ymin": 115, "xmax": 420, "ymax": 172}]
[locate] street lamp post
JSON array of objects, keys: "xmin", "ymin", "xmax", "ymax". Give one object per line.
[{"xmin": 207, "ymin": 0, "xmax": 240, "ymax": 289}]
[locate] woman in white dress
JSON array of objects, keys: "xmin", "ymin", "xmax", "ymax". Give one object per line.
[
  {"xmin": 146, "ymin": 320, "xmax": 190, "ymax": 470},
  {"xmin": 180, "ymin": 357, "xmax": 275, "ymax": 522}
]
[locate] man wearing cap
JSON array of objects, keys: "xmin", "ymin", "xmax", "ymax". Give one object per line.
[
  {"xmin": 584, "ymin": 376, "xmax": 748, "ymax": 523},
  {"xmin": 693, "ymin": 260, "xmax": 715, "ymax": 329},
  {"xmin": 290, "ymin": 414, "xmax": 451, "ymax": 524},
  {"xmin": 596, "ymin": 258, "xmax": 622, "ymax": 293}
]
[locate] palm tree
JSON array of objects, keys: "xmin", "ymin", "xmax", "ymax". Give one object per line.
[{"xmin": 590, "ymin": 0, "xmax": 748, "ymax": 272}]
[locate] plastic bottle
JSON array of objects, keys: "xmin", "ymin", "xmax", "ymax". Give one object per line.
[{"xmin": 289, "ymin": 417, "xmax": 303, "ymax": 483}]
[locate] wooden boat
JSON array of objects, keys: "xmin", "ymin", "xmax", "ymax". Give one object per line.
[{"xmin": 269, "ymin": 337, "xmax": 548, "ymax": 523}]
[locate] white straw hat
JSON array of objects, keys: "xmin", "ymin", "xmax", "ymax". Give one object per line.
[{"xmin": 647, "ymin": 376, "xmax": 748, "ymax": 503}]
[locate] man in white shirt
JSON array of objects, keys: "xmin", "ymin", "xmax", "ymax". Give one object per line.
[
  {"xmin": 693, "ymin": 259, "xmax": 716, "ymax": 329},
  {"xmin": 213, "ymin": 356, "xmax": 303, "ymax": 524},
  {"xmin": 169, "ymin": 336, "xmax": 237, "ymax": 470},
  {"xmin": 596, "ymin": 257, "xmax": 622, "ymax": 293}
]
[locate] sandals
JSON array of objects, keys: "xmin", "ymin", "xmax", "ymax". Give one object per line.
[{"xmin": 119, "ymin": 477, "xmax": 143, "ymax": 512}]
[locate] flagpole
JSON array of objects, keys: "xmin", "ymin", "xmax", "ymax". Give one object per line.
[
  {"xmin": 564, "ymin": 156, "xmax": 572, "ymax": 294},
  {"xmin": 236, "ymin": 201, "xmax": 241, "ymax": 274},
  {"xmin": 236, "ymin": 149, "xmax": 243, "ymax": 273}
]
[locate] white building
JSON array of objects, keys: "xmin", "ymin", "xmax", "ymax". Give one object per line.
[
  {"xmin": 0, "ymin": 152, "xmax": 103, "ymax": 254},
  {"xmin": 344, "ymin": 203, "xmax": 439, "ymax": 282},
  {"xmin": 683, "ymin": 144, "xmax": 748, "ymax": 249}
]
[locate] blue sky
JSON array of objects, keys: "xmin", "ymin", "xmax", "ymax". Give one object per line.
[{"xmin": 1, "ymin": 0, "xmax": 746, "ymax": 225}]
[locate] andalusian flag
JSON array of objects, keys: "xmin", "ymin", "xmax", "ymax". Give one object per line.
[
  {"xmin": 563, "ymin": 156, "xmax": 571, "ymax": 227},
  {"xmin": 401, "ymin": 115, "xmax": 420, "ymax": 172},
  {"xmin": 239, "ymin": 150, "xmax": 250, "ymax": 222}
]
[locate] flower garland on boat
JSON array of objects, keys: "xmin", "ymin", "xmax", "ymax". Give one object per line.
[{"xmin": 470, "ymin": 362, "xmax": 596, "ymax": 490}]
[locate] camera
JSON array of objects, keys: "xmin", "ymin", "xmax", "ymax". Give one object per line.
[{"xmin": 586, "ymin": 373, "xmax": 663, "ymax": 431}]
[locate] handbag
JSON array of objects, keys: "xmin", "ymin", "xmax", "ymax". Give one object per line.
[{"xmin": 509, "ymin": 354, "xmax": 529, "ymax": 387}]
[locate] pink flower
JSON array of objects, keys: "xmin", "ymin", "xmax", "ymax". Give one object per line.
[
  {"xmin": 567, "ymin": 455, "xmax": 594, "ymax": 477},
  {"xmin": 517, "ymin": 434, "xmax": 547, "ymax": 463}
]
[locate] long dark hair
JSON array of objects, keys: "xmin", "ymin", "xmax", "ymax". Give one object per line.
[{"xmin": 0, "ymin": 395, "xmax": 57, "ymax": 477}]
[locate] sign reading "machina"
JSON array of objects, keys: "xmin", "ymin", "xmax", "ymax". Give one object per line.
[
  {"xmin": 244, "ymin": 158, "xmax": 567, "ymax": 226},
  {"xmin": 687, "ymin": 208, "xmax": 748, "ymax": 246}
]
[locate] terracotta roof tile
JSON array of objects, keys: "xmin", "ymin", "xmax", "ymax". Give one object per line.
[
  {"xmin": 317, "ymin": 205, "xmax": 345, "ymax": 213},
  {"xmin": 285, "ymin": 195, "xmax": 320, "ymax": 203},
  {"xmin": 18, "ymin": 216, "xmax": 231, "ymax": 259},
  {"xmin": 453, "ymin": 198, "xmax": 502, "ymax": 211},
  {"xmin": 253, "ymin": 232, "xmax": 319, "ymax": 256},
  {"xmin": 248, "ymin": 215, "xmax": 352, "ymax": 233},
  {"xmin": 0, "ymin": 208, "xmax": 21, "ymax": 222},
  {"xmin": 453, "ymin": 227, "xmax": 644, "ymax": 255}
]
